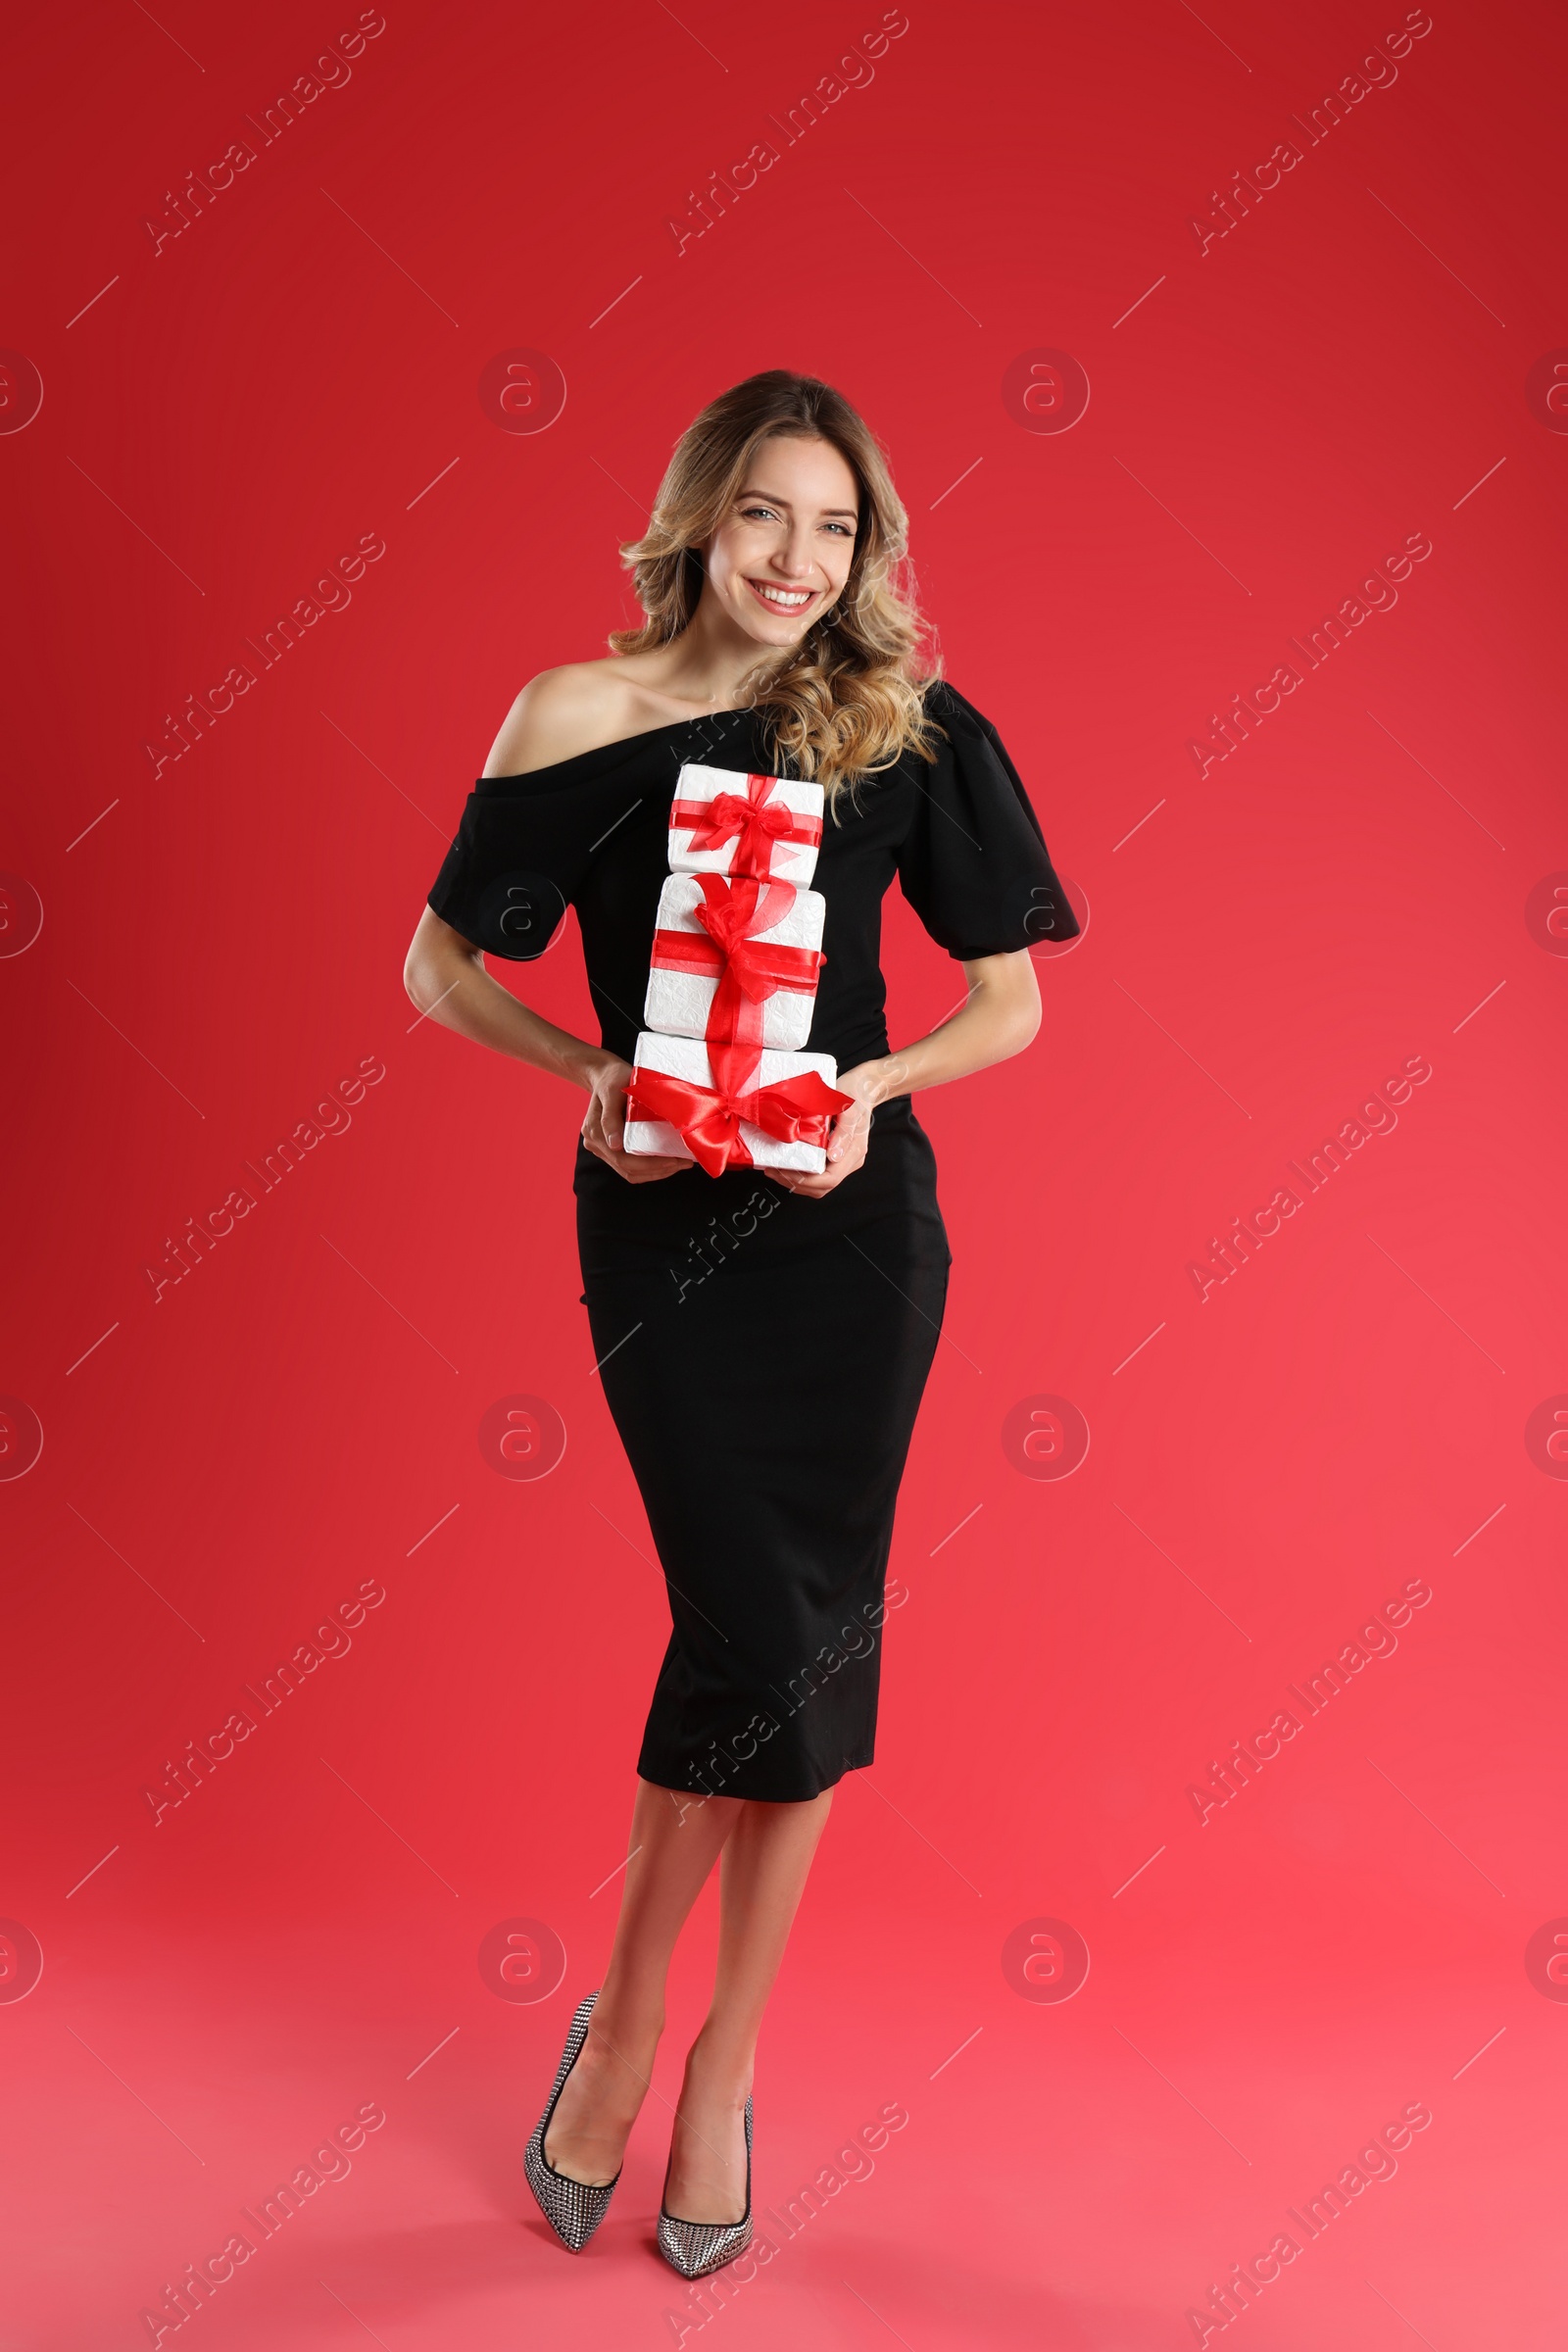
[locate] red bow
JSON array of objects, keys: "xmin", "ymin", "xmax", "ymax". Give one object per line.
[
  {"xmin": 623, "ymin": 1050, "xmax": 854, "ymax": 1178},
  {"xmin": 670, "ymin": 772, "xmax": 821, "ymax": 877},
  {"xmin": 690, "ymin": 873, "xmax": 795, "ymax": 968}
]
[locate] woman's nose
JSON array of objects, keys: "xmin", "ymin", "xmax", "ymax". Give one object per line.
[{"xmin": 774, "ymin": 529, "xmax": 814, "ymax": 578}]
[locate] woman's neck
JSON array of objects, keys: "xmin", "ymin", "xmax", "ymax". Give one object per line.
[{"xmin": 632, "ymin": 597, "xmax": 786, "ymax": 710}]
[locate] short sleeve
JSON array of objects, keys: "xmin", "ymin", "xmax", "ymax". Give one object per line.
[
  {"xmin": 895, "ymin": 683, "xmax": 1080, "ymax": 957},
  {"xmin": 426, "ymin": 775, "xmax": 594, "ymax": 960}
]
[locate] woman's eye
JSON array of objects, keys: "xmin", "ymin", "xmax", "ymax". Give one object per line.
[{"xmin": 741, "ymin": 506, "xmax": 777, "ymax": 521}]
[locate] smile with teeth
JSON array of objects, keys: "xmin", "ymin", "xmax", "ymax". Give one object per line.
[{"xmin": 745, "ymin": 578, "xmax": 816, "ymax": 612}]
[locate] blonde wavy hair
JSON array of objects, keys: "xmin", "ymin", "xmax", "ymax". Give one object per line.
[{"xmin": 609, "ymin": 370, "xmax": 941, "ymax": 805}]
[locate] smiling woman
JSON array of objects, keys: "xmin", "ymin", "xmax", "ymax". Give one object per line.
[{"xmin": 402, "ymin": 368, "xmax": 1079, "ymax": 2279}]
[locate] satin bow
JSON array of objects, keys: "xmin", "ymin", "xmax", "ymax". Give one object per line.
[
  {"xmin": 679, "ymin": 773, "xmax": 811, "ymax": 877},
  {"xmin": 694, "ymin": 874, "xmax": 823, "ymax": 1023},
  {"xmin": 623, "ymin": 1050, "xmax": 853, "ymax": 1178}
]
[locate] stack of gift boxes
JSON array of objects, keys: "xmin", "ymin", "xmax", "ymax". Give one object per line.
[{"xmin": 622, "ymin": 766, "xmax": 853, "ymax": 1177}]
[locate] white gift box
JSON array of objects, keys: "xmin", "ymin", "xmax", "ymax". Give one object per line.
[
  {"xmin": 644, "ymin": 874, "xmax": 825, "ymax": 1052},
  {"xmin": 667, "ymin": 765, "xmax": 824, "ymax": 886},
  {"xmin": 623, "ymin": 1030, "xmax": 846, "ymax": 1175}
]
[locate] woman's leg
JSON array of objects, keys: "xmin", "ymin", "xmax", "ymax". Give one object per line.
[
  {"xmin": 662, "ymin": 1788, "xmax": 834, "ymax": 2223},
  {"xmin": 545, "ymin": 1779, "xmax": 740, "ymax": 2184}
]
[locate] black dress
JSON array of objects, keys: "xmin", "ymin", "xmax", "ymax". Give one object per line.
[{"xmin": 426, "ymin": 682, "xmax": 1079, "ymax": 1801}]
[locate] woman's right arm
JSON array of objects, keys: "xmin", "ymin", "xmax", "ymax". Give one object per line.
[
  {"xmin": 403, "ymin": 905, "xmax": 600, "ymax": 1087},
  {"xmin": 402, "ymin": 908, "xmax": 689, "ymax": 1186},
  {"xmin": 403, "ymin": 667, "xmax": 692, "ymax": 1182}
]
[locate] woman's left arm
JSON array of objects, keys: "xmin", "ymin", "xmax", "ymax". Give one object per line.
[{"xmin": 785, "ymin": 951, "xmax": 1042, "ymax": 1200}]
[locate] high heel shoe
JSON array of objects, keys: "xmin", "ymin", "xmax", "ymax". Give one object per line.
[
  {"xmin": 657, "ymin": 2095, "xmax": 754, "ymax": 2278},
  {"xmin": 523, "ymin": 1989, "xmax": 620, "ymax": 2251}
]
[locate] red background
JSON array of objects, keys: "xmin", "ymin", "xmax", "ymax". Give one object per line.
[{"xmin": 3, "ymin": 0, "xmax": 1565, "ymax": 2344}]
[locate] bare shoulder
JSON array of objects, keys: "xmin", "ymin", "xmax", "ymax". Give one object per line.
[{"xmin": 482, "ymin": 660, "xmax": 649, "ymax": 778}]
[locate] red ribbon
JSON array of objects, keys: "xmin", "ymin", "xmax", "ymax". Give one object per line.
[
  {"xmin": 669, "ymin": 772, "xmax": 822, "ymax": 878},
  {"xmin": 651, "ymin": 927, "xmax": 824, "ymax": 991},
  {"xmin": 623, "ymin": 1052, "xmax": 854, "ymax": 1178}
]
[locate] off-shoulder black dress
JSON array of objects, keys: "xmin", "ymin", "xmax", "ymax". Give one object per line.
[{"xmin": 426, "ymin": 682, "xmax": 1078, "ymax": 1801}]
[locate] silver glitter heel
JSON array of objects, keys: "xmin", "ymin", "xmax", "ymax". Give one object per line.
[
  {"xmin": 658, "ymin": 2096, "xmax": 754, "ymax": 2278},
  {"xmin": 523, "ymin": 1990, "xmax": 619, "ymax": 2251}
]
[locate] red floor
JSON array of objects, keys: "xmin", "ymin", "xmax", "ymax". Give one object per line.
[{"xmin": 5, "ymin": 1748, "xmax": 1556, "ymax": 2350}]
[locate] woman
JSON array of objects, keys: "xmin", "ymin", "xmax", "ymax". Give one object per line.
[{"xmin": 403, "ymin": 369, "xmax": 1079, "ymax": 2277}]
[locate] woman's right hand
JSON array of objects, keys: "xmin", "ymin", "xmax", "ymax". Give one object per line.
[{"xmin": 581, "ymin": 1054, "xmax": 694, "ymax": 1184}]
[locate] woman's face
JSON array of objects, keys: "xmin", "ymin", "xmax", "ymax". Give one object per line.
[{"xmin": 702, "ymin": 433, "xmax": 860, "ymax": 648}]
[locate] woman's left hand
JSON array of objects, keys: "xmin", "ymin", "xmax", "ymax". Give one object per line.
[{"xmin": 774, "ymin": 1059, "xmax": 888, "ymax": 1201}]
